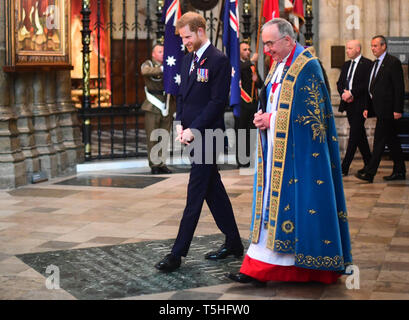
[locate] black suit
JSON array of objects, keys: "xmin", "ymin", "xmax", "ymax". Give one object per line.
[
  {"xmin": 336, "ymin": 56, "xmax": 372, "ymax": 174},
  {"xmin": 172, "ymin": 44, "xmax": 242, "ymax": 257},
  {"xmin": 365, "ymin": 53, "xmax": 406, "ymax": 176}
]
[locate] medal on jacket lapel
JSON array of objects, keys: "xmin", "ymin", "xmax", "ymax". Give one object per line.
[{"xmin": 197, "ymin": 68, "xmax": 209, "ymax": 82}]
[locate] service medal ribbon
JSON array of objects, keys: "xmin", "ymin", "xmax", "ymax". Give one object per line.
[{"xmin": 197, "ymin": 68, "xmax": 209, "ymax": 82}]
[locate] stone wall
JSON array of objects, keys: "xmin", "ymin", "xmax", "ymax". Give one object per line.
[{"xmin": 0, "ymin": 3, "xmax": 83, "ymax": 189}]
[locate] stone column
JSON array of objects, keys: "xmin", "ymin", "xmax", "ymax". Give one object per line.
[
  {"xmin": 0, "ymin": 0, "xmax": 26, "ymax": 188},
  {"xmin": 389, "ymin": 0, "xmax": 400, "ymax": 36},
  {"xmin": 354, "ymin": 0, "xmax": 365, "ymax": 48},
  {"xmin": 375, "ymin": 0, "xmax": 389, "ymax": 36},
  {"xmin": 362, "ymin": 0, "xmax": 376, "ymax": 58},
  {"xmin": 318, "ymin": 0, "xmax": 349, "ymax": 157},
  {"xmin": 400, "ymin": 0, "xmax": 409, "ymax": 37},
  {"xmin": 31, "ymin": 72, "xmax": 58, "ymax": 178},
  {"xmin": 401, "ymin": 0, "xmax": 409, "ymax": 90},
  {"xmin": 318, "ymin": 0, "xmax": 341, "ymax": 101},
  {"xmin": 45, "ymin": 71, "xmax": 67, "ymax": 175},
  {"xmin": 56, "ymin": 70, "xmax": 84, "ymax": 172},
  {"xmin": 13, "ymin": 74, "xmax": 40, "ymax": 182}
]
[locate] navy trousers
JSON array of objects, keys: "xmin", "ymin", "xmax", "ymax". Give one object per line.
[
  {"xmin": 366, "ymin": 118, "xmax": 406, "ymax": 176},
  {"xmin": 171, "ymin": 162, "xmax": 242, "ymax": 257},
  {"xmin": 342, "ymin": 110, "xmax": 372, "ymax": 173}
]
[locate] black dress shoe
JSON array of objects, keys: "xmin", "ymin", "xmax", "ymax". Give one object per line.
[
  {"xmin": 154, "ymin": 254, "xmax": 181, "ymax": 272},
  {"xmin": 383, "ymin": 173, "xmax": 406, "ymax": 181},
  {"xmin": 205, "ymin": 244, "xmax": 244, "ymax": 260},
  {"xmin": 159, "ymin": 166, "xmax": 172, "ymax": 174},
  {"xmin": 355, "ymin": 171, "xmax": 374, "ymax": 183},
  {"xmin": 226, "ymin": 272, "xmax": 266, "ymax": 287},
  {"xmin": 151, "ymin": 167, "xmax": 162, "ymax": 174},
  {"xmin": 357, "ymin": 167, "xmax": 366, "ymax": 175},
  {"xmin": 342, "ymin": 170, "xmax": 348, "ymax": 177}
]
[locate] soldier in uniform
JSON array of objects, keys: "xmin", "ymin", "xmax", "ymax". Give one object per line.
[
  {"xmin": 236, "ymin": 41, "xmax": 263, "ymax": 167},
  {"xmin": 141, "ymin": 44, "xmax": 176, "ymax": 174}
]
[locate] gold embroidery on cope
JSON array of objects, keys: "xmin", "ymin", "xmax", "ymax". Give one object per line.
[
  {"xmin": 338, "ymin": 211, "xmax": 348, "ymax": 222},
  {"xmin": 252, "ymin": 48, "xmax": 317, "ymax": 249},
  {"xmin": 274, "ymin": 239, "xmax": 295, "ymax": 252},
  {"xmin": 251, "ymin": 133, "xmax": 265, "ymax": 243},
  {"xmin": 267, "ymin": 49, "xmax": 317, "ymax": 250},
  {"xmin": 295, "ymin": 75, "xmax": 332, "ymax": 143},
  {"xmin": 295, "ymin": 254, "xmax": 344, "ymax": 269},
  {"xmin": 288, "ymin": 178, "xmax": 298, "ymax": 185},
  {"xmin": 281, "ymin": 220, "xmax": 295, "ymax": 234}
]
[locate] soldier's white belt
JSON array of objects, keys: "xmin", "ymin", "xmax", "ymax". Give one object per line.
[{"xmin": 144, "ymin": 86, "xmax": 169, "ymax": 117}]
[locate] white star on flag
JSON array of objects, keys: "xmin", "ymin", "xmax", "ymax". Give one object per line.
[
  {"xmin": 231, "ymin": 67, "xmax": 236, "ymax": 78},
  {"xmin": 180, "ymin": 44, "xmax": 185, "ymax": 51},
  {"xmin": 174, "ymin": 73, "xmax": 181, "ymax": 85},
  {"xmin": 166, "ymin": 55, "xmax": 176, "ymax": 67}
]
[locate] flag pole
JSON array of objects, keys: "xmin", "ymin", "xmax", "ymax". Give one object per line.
[{"xmin": 251, "ymin": 0, "xmax": 264, "ymax": 100}]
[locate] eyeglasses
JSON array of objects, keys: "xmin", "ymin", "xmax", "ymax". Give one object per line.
[{"xmin": 263, "ymin": 36, "xmax": 286, "ymax": 48}]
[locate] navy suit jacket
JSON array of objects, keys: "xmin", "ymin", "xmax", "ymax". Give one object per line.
[
  {"xmin": 336, "ymin": 56, "xmax": 372, "ymax": 114},
  {"xmin": 176, "ymin": 44, "xmax": 231, "ymax": 133},
  {"xmin": 368, "ymin": 53, "xmax": 405, "ymax": 119}
]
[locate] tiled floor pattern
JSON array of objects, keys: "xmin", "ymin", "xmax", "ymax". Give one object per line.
[
  {"xmin": 0, "ymin": 159, "xmax": 408, "ymax": 300},
  {"xmin": 17, "ymin": 234, "xmax": 249, "ymax": 300}
]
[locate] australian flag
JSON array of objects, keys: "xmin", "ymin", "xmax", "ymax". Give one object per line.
[
  {"xmin": 162, "ymin": 0, "xmax": 184, "ymax": 95},
  {"xmin": 223, "ymin": 0, "xmax": 241, "ymax": 117}
]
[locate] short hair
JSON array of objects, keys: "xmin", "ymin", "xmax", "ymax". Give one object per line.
[
  {"xmin": 152, "ymin": 43, "xmax": 163, "ymax": 51},
  {"xmin": 176, "ymin": 11, "xmax": 207, "ymax": 33},
  {"xmin": 372, "ymin": 35, "xmax": 387, "ymax": 48},
  {"xmin": 262, "ymin": 18, "xmax": 296, "ymax": 40},
  {"xmin": 346, "ymin": 40, "xmax": 361, "ymax": 51}
]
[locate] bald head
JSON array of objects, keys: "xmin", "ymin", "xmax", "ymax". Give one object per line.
[{"xmin": 346, "ymin": 40, "xmax": 362, "ymax": 60}]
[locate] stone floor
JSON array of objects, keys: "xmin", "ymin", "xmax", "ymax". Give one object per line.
[{"xmin": 0, "ymin": 158, "xmax": 408, "ymax": 300}]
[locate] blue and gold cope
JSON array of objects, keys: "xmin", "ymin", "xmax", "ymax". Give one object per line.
[{"xmin": 249, "ymin": 44, "xmax": 353, "ymax": 273}]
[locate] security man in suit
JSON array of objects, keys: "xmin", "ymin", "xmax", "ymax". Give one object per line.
[
  {"xmin": 154, "ymin": 12, "xmax": 243, "ymax": 272},
  {"xmin": 141, "ymin": 44, "xmax": 175, "ymax": 174},
  {"xmin": 336, "ymin": 40, "xmax": 372, "ymax": 176},
  {"xmin": 356, "ymin": 35, "xmax": 406, "ymax": 183}
]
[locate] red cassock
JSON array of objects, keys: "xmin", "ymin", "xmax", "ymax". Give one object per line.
[{"xmin": 240, "ymin": 255, "xmax": 341, "ymax": 284}]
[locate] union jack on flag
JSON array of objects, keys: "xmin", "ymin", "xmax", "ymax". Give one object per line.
[
  {"xmin": 162, "ymin": 0, "xmax": 184, "ymax": 96},
  {"xmin": 223, "ymin": 0, "xmax": 241, "ymax": 117}
]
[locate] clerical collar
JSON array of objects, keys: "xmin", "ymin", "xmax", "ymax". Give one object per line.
[
  {"xmin": 283, "ymin": 45, "xmax": 296, "ymax": 67},
  {"xmin": 194, "ymin": 39, "xmax": 211, "ymax": 60}
]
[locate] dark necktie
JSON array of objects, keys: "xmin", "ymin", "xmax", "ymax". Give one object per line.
[
  {"xmin": 369, "ymin": 59, "xmax": 379, "ymax": 94},
  {"xmin": 345, "ymin": 60, "xmax": 355, "ymax": 90},
  {"xmin": 189, "ymin": 53, "xmax": 199, "ymax": 75}
]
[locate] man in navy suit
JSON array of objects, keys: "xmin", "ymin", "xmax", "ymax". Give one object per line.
[
  {"xmin": 356, "ymin": 35, "xmax": 406, "ymax": 183},
  {"xmin": 336, "ymin": 40, "xmax": 372, "ymax": 176},
  {"xmin": 155, "ymin": 11, "xmax": 243, "ymax": 272}
]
